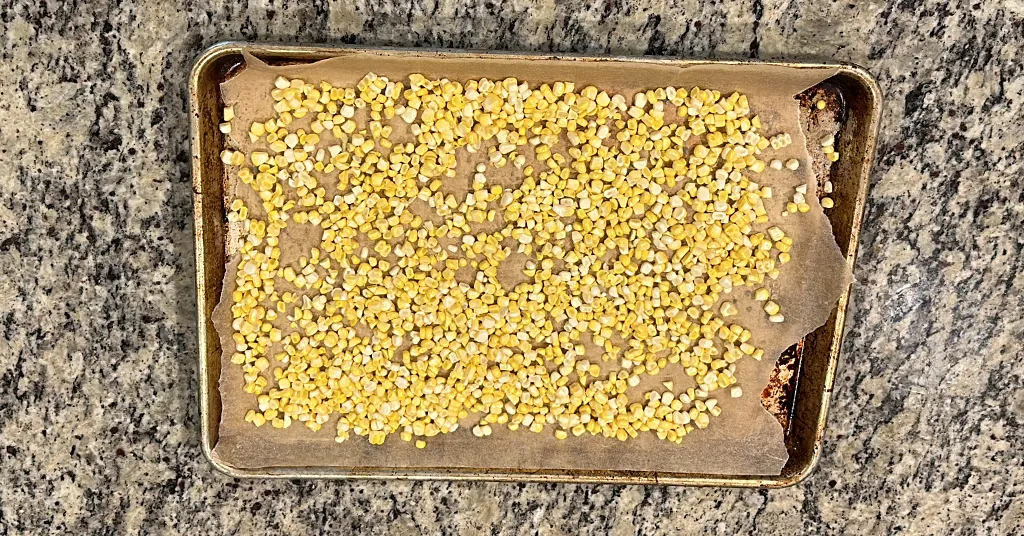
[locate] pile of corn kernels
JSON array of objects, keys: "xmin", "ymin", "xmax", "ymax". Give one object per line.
[{"xmin": 220, "ymin": 72, "xmax": 811, "ymax": 448}]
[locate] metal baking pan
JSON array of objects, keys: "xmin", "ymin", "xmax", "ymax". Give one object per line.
[{"xmin": 190, "ymin": 42, "xmax": 880, "ymax": 486}]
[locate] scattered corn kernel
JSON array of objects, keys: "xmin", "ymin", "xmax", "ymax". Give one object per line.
[{"xmin": 719, "ymin": 302, "xmax": 738, "ymax": 317}]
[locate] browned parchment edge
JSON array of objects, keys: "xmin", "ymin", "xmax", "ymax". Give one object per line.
[{"xmin": 190, "ymin": 41, "xmax": 882, "ymax": 487}]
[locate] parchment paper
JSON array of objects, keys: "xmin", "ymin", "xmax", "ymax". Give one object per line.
[{"xmin": 211, "ymin": 51, "xmax": 848, "ymax": 476}]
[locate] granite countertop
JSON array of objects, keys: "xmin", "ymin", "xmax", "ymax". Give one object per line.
[{"xmin": 1, "ymin": 0, "xmax": 1022, "ymax": 534}]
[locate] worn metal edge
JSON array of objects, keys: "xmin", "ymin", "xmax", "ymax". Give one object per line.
[
  {"xmin": 778, "ymin": 65, "xmax": 882, "ymax": 488},
  {"xmin": 191, "ymin": 41, "xmax": 242, "ymax": 477}
]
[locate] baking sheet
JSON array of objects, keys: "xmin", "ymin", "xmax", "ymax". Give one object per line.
[{"xmin": 210, "ymin": 51, "xmax": 849, "ymax": 476}]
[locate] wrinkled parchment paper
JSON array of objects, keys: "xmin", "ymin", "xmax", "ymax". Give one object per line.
[{"xmin": 211, "ymin": 51, "xmax": 848, "ymax": 476}]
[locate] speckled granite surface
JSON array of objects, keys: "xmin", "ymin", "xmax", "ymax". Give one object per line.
[{"xmin": 1, "ymin": 1, "xmax": 1022, "ymax": 534}]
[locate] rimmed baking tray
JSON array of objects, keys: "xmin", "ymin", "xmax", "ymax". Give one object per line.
[{"xmin": 191, "ymin": 42, "xmax": 880, "ymax": 486}]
